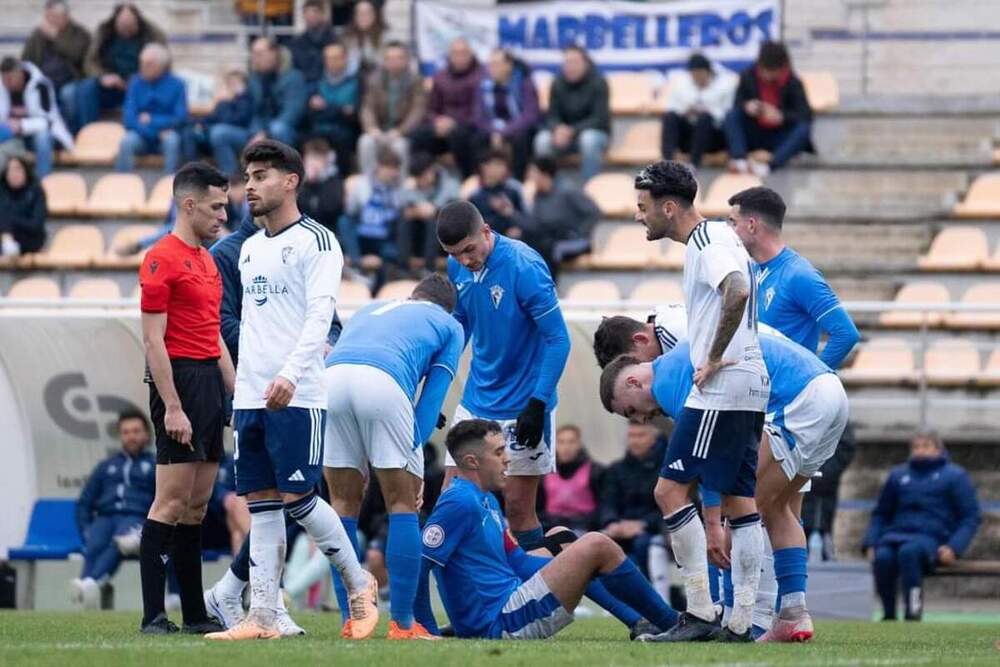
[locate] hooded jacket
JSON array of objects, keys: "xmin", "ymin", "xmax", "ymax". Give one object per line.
[
  {"xmin": 599, "ymin": 437, "xmax": 666, "ymax": 532},
  {"xmin": 0, "ymin": 61, "xmax": 74, "ymax": 149},
  {"xmin": 546, "ymin": 65, "xmax": 610, "ymax": 134},
  {"xmin": 427, "ymin": 58, "xmax": 482, "ymax": 127}
]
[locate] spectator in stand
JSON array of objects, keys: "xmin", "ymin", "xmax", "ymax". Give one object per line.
[
  {"xmin": 538, "ymin": 424, "xmax": 604, "ymax": 534},
  {"xmin": 398, "ymin": 150, "xmax": 459, "ymax": 273},
  {"xmin": 289, "ymin": 0, "xmax": 338, "ymax": 86},
  {"xmin": 305, "ymin": 41, "xmax": 359, "ymax": 175},
  {"xmin": 475, "ymin": 48, "xmax": 540, "ymax": 180},
  {"xmin": 211, "ymin": 37, "xmax": 307, "ymax": 179},
  {"xmin": 343, "ymin": 0, "xmax": 385, "ymax": 77},
  {"xmin": 357, "ymin": 41, "xmax": 425, "ymax": 176},
  {"xmin": 185, "ymin": 70, "xmax": 252, "ymax": 175},
  {"xmin": 724, "ymin": 40, "xmax": 813, "ymax": 177},
  {"xmin": 520, "ymin": 157, "xmax": 600, "ymax": 279},
  {"xmin": 297, "ymin": 138, "xmax": 343, "ymax": 233},
  {"xmin": 534, "ymin": 46, "xmax": 610, "ymax": 183},
  {"xmin": 338, "ymin": 144, "xmax": 403, "ymax": 268},
  {"xmin": 864, "ymin": 432, "xmax": 980, "ymax": 622},
  {"xmin": 0, "ymin": 155, "xmax": 47, "ymax": 256},
  {"xmin": 115, "ymin": 43, "xmax": 186, "ymax": 174},
  {"xmin": 468, "ymin": 147, "xmax": 526, "ymax": 237},
  {"xmin": 0, "ymin": 56, "xmax": 75, "ymax": 176},
  {"xmin": 21, "ymin": 0, "xmax": 91, "ymax": 128},
  {"xmin": 77, "ymin": 4, "xmax": 165, "ymax": 130},
  {"xmin": 599, "ymin": 423, "xmax": 666, "ymax": 575},
  {"xmin": 661, "ymin": 53, "xmax": 736, "ymax": 170},
  {"xmin": 71, "ymin": 410, "xmax": 156, "ymax": 610},
  {"xmin": 802, "ymin": 423, "xmax": 856, "ymax": 561},
  {"xmin": 410, "ymin": 37, "xmax": 483, "ymax": 178}
]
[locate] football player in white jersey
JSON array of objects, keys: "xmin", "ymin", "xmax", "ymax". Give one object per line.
[{"xmin": 206, "ymin": 140, "xmax": 378, "ymax": 641}]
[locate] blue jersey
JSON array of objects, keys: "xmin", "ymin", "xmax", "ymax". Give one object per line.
[
  {"xmin": 449, "ymin": 234, "xmax": 568, "ymax": 419},
  {"xmin": 422, "ymin": 478, "xmax": 522, "ymax": 638},
  {"xmin": 326, "ymin": 300, "xmax": 464, "ymax": 401}
]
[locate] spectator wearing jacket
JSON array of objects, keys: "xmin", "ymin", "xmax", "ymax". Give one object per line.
[
  {"xmin": 338, "ymin": 144, "xmax": 403, "ymax": 268},
  {"xmin": 115, "ymin": 43, "xmax": 186, "ymax": 174},
  {"xmin": 468, "ymin": 147, "xmax": 527, "ymax": 237},
  {"xmin": 305, "ymin": 42, "xmax": 360, "ymax": 176},
  {"xmin": 21, "ymin": 1, "xmax": 91, "ymax": 126},
  {"xmin": 289, "ymin": 0, "xmax": 337, "ymax": 86},
  {"xmin": 475, "ymin": 49, "xmax": 540, "ymax": 180},
  {"xmin": 864, "ymin": 432, "xmax": 981, "ymax": 621},
  {"xmin": 600, "ymin": 423, "xmax": 666, "ymax": 575},
  {"xmin": 661, "ymin": 53, "xmax": 736, "ymax": 169},
  {"xmin": 71, "ymin": 410, "xmax": 156, "ymax": 609},
  {"xmin": 0, "ymin": 57, "xmax": 74, "ymax": 176},
  {"xmin": 0, "ymin": 155, "xmax": 47, "ymax": 256},
  {"xmin": 77, "ymin": 3, "xmax": 166, "ymax": 130},
  {"xmin": 538, "ymin": 425, "xmax": 604, "ymax": 533},
  {"xmin": 342, "ymin": 0, "xmax": 385, "ymax": 77},
  {"xmin": 357, "ymin": 41, "xmax": 425, "ymax": 176},
  {"xmin": 724, "ymin": 40, "xmax": 813, "ymax": 177},
  {"xmin": 409, "ymin": 37, "xmax": 483, "ymax": 178},
  {"xmin": 185, "ymin": 70, "xmax": 252, "ymax": 175},
  {"xmin": 398, "ymin": 150, "xmax": 459, "ymax": 272},
  {"xmin": 297, "ymin": 138, "xmax": 343, "ymax": 233},
  {"xmin": 534, "ymin": 45, "xmax": 610, "ymax": 183}
]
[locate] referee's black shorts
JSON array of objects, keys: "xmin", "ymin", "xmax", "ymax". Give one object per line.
[{"xmin": 148, "ymin": 358, "xmax": 225, "ymax": 465}]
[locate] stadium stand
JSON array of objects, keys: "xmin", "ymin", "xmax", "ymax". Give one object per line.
[
  {"xmin": 339, "ymin": 279, "xmax": 374, "ymax": 306},
  {"xmin": 629, "ymin": 278, "xmax": 683, "ymax": 304},
  {"xmin": 917, "ymin": 227, "xmax": 989, "ymax": 271},
  {"xmin": 879, "ymin": 282, "xmax": 951, "ymax": 328},
  {"xmin": 607, "ymin": 71, "xmax": 658, "ymax": 115},
  {"xmin": 6, "ymin": 276, "xmax": 61, "ymax": 300},
  {"xmin": 41, "ymin": 173, "xmax": 88, "ymax": 217},
  {"xmin": 563, "ymin": 279, "xmax": 621, "ymax": 304},
  {"xmin": 83, "ymin": 174, "xmax": 146, "ymax": 218},
  {"xmin": 138, "ymin": 176, "xmax": 174, "ymax": 219},
  {"xmin": 698, "ymin": 173, "xmax": 764, "ymax": 217},
  {"xmin": 60, "ymin": 122, "xmax": 125, "ymax": 167},
  {"xmin": 952, "ymin": 172, "xmax": 1000, "ymax": 218},
  {"xmin": 375, "ymin": 279, "xmax": 418, "ymax": 300},
  {"xmin": 945, "ymin": 283, "xmax": 1000, "ymax": 330},
  {"xmin": 33, "ymin": 225, "xmax": 104, "ymax": 269},
  {"xmin": 66, "ymin": 278, "xmax": 123, "ymax": 300},
  {"xmin": 583, "ymin": 173, "xmax": 637, "ymax": 218},
  {"xmin": 586, "ymin": 225, "xmax": 660, "ymax": 270},
  {"xmin": 839, "ymin": 338, "xmax": 917, "ymax": 386}
]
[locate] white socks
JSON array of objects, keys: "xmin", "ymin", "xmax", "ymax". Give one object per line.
[
  {"xmin": 753, "ymin": 528, "xmax": 776, "ymax": 631},
  {"xmin": 728, "ymin": 514, "xmax": 764, "ymax": 635},
  {"xmin": 217, "ymin": 567, "xmax": 247, "ymax": 598},
  {"xmin": 248, "ymin": 505, "xmax": 286, "ymax": 613},
  {"xmin": 665, "ymin": 505, "xmax": 715, "ymax": 622},
  {"xmin": 287, "ymin": 494, "xmax": 368, "ymax": 593}
]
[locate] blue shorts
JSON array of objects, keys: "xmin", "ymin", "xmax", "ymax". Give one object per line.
[
  {"xmin": 660, "ymin": 408, "xmax": 764, "ymax": 498},
  {"xmin": 233, "ymin": 407, "xmax": 325, "ymax": 495}
]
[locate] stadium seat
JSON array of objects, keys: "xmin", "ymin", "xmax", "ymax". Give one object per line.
[
  {"xmin": 976, "ymin": 349, "xmax": 1000, "ymax": 387},
  {"xmin": 68, "ymin": 278, "xmax": 122, "ymax": 300},
  {"xmin": 563, "ymin": 279, "xmax": 622, "ymax": 305},
  {"xmin": 878, "ymin": 282, "xmax": 951, "ymax": 328},
  {"xmin": 839, "ymin": 338, "xmax": 916, "ymax": 385},
  {"xmin": 608, "ymin": 72, "xmax": 656, "ymax": 115},
  {"xmin": 981, "ymin": 240, "xmax": 1000, "ymax": 271},
  {"xmin": 33, "ymin": 224, "xmax": 104, "ymax": 269},
  {"xmin": 98, "ymin": 224, "xmax": 161, "ymax": 269},
  {"xmin": 376, "ymin": 279, "xmax": 417, "ymax": 300},
  {"xmin": 656, "ymin": 239, "xmax": 686, "ymax": 270},
  {"xmin": 944, "ymin": 282, "xmax": 1000, "ymax": 329},
  {"xmin": 139, "ymin": 175, "xmax": 173, "ymax": 219},
  {"xmin": 339, "ymin": 280, "xmax": 373, "ymax": 305},
  {"xmin": 801, "ymin": 71, "xmax": 840, "ymax": 113},
  {"xmin": 630, "ymin": 279, "xmax": 683, "ymax": 304},
  {"xmin": 83, "ymin": 174, "xmax": 146, "ymax": 218},
  {"xmin": 699, "ymin": 174, "xmax": 763, "ymax": 217},
  {"xmin": 584, "ymin": 173, "xmax": 637, "ymax": 219},
  {"xmin": 923, "ymin": 338, "xmax": 980, "ymax": 387},
  {"xmin": 6, "ymin": 276, "xmax": 61, "ymax": 300},
  {"xmin": 587, "ymin": 225, "xmax": 659, "ymax": 269},
  {"xmin": 8, "ymin": 499, "xmax": 81, "ymax": 560},
  {"xmin": 917, "ymin": 226, "xmax": 988, "ymax": 271},
  {"xmin": 41, "ymin": 172, "xmax": 87, "ymax": 217},
  {"xmin": 952, "ymin": 172, "xmax": 1000, "ymax": 218},
  {"xmin": 607, "ymin": 121, "xmax": 661, "ymax": 166},
  {"xmin": 62, "ymin": 122, "xmax": 125, "ymax": 166}
]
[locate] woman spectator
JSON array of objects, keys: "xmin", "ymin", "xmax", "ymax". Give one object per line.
[
  {"xmin": 0, "ymin": 155, "xmax": 47, "ymax": 256},
  {"xmin": 342, "ymin": 0, "xmax": 385, "ymax": 77},
  {"xmin": 538, "ymin": 425, "xmax": 604, "ymax": 533}
]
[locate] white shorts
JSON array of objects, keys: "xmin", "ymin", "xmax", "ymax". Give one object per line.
[
  {"xmin": 766, "ymin": 373, "xmax": 849, "ymax": 481},
  {"xmin": 444, "ymin": 403, "xmax": 556, "ymax": 476},
  {"xmin": 497, "ymin": 571, "xmax": 574, "ymax": 639},
  {"xmin": 322, "ymin": 364, "xmax": 423, "ymax": 476}
]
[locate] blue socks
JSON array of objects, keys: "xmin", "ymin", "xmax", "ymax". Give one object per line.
[
  {"xmin": 708, "ymin": 563, "xmax": 721, "ymax": 605},
  {"xmin": 773, "ymin": 547, "xmax": 808, "ymax": 610},
  {"xmin": 513, "ymin": 526, "xmax": 545, "ymax": 552},
  {"xmin": 413, "ymin": 559, "xmax": 439, "ymax": 634},
  {"xmin": 723, "ymin": 568, "xmax": 734, "ymax": 609},
  {"xmin": 386, "ymin": 513, "xmax": 421, "ymax": 628},
  {"xmin": 585, "ymin": 579, "xmax": 641, "ymax": 628},
  {"xmin": 331, "ymin": 516, "xmax": 362, "ymax": 626},
  {"xmin": 600, "ymin": 559, "xmax": 679, "ymax": 632},
  {"xmin": 231, "ymin": 533, "xmax": 251, "ymax": 581}
]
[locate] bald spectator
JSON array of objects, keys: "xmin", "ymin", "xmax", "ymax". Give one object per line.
[
  {"xmin": 358, "ymin": 41, "xmax": 425, "ymax": 176},
  {"xmin": 0, "ymin": 56, "xmax": 74, "ymax": 176},
  {"xmin": 21, "ymin": 0, "xmax": 91, "ymax": 126}
]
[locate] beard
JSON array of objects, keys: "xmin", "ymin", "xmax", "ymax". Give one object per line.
[{"xmin": 248, "ymin": 196, "xmax": 279, "ymax": 217}]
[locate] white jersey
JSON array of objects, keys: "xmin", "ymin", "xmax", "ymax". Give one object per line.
[
  {"xmin": 233, "ymin": 216, "xmax": 343, "ymax": 410},
  {"xmin": 682, "ymin": 220, "xmax": 769, "ymax": 412}
]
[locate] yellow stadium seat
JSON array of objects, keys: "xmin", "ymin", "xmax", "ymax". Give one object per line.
[
  {"xmin": 923, "ymin": 338, "xmax": 980, "ymax": 387},
  {"xmin": 699, "ymin": 174, "xmax": 762, "ymax": 217},
  {"xmin": 42, "ymin": 172, "xmax": 87, "ymax": 217},
  {"xmin": 878, "ymin": 282, "xmax": 951, "ymax": 328},
  {"xmin": 339, "ymin": 280, "xmax": 373, "ymax": 305},
  {"xmin": 649, "ymin": 79, "xmax": 673, "ymax": 113},
  {"xmin": 7, "ymin": 276, "xmax": 61, "ymax": 300},
  {"xmin": 976, "ymin": 349, "xmax": 1000, "ymax": 387},
  {"xmin": 944, "ymin": 283, "xmax": 1000, "ymax": 330},
  {"xmin": 83, "ymin": 174, "xmax": 146, "ymax": 218},
  {"xmin": 63, "ymin": 122, "xmax": 125, "ymax": 166},
  {"xmin": 608, "ymin": 72, "xmax": 656, "ymax": 115},
  {"xmin": 139, "ymin": 176, "xmax": 173, "ymax": 218},
  {"xmin": 588, "ymin": 225, "xmax": 659, "ymax": 269},
  {"xmin": 917, "ymin": 226, "xmax": 988, "ymax": 271},
  {"xmin": 563, "ymin": 279, "xmax": 621, "ymax": 304},
  {"xmin": 33, "ymin": 224, "xmax": 104, "ymax": 268},
  {"xmin": 839, "ymin": 338, "xmax": 916, "ymax": 385},
  {"xmin": 584, "ymin": 173, "xmax": 637, "ymax": 219},
  {"xmin": 607, "ymin": 121, "xmax": 661, "ymax": 166},
  {"xmin": 630, "ymin": 279, "xmax": 683, "ymax": 304},
  {"xmin": 801, "ymin": 71, "xmax": 840, "ymax": 113},
  {"xmin": 655, "ymin": 240, "xmax": 686, "ymax": 270},
  {"xmin": 68, "ymin": 278, "xmax": 122, "ymax": 300},
  {"xmin": 376, "ymin": 279, "xmax": 418, "ymax": 300},
  {"xmin": 952, "ymin": 172, "xmax": 1000, "ymax": 218},
  {"xmin": 97, "ymin": 224, "xmax": 161, "ymax": 269}
]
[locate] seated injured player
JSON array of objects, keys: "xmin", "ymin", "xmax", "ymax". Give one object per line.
[{"xmin": 413, "ymin": 419, "xmax": 679, "ymax": 640}]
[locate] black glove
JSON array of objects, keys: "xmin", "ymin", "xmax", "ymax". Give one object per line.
[
  {"xmin": 515, "ymin": 398, "xmax": 546, "ymax": 449},
  {"xmin": 436, "ymin": 412, "xmax": 447, "ymax": 430}
]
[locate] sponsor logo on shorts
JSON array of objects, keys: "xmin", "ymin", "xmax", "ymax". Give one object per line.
[{"xmin": 423, "ymin": 524, "xmax": 445, "ymax": 548}]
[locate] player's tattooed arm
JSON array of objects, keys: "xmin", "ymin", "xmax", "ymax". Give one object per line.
[{"xmin": 708, "ymin": 271, "xmax": 750, "ymax": 363}]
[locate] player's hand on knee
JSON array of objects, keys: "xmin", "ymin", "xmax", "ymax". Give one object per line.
[
  {"xmin": 515, "ymin": 398, "xmax": 546, "ymax": 449},
  {"xmin": 264, "ymin": 376, "xmax": 295, "ymax": 410},
  {"xmin": 165, "ymin": 405, "xmax": 193, "ymax": 447}
]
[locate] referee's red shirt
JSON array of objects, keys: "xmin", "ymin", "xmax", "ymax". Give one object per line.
[{"xmin": 140, "ymin": 233, "xmax": 222, "ymax": 360}]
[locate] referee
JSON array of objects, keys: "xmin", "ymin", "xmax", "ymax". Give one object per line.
[{"xmin": 138, "ymin": 162, "xmax": 235, "ymax": 634}]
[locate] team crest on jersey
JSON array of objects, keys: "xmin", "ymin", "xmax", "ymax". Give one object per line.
[
  {"xmin": 765, "ymin": 287, "xmax": 775, "ymax": 311},
  {"xmin": 490, "ymin": 284, "xmax": 504, "ymax": 309},
  {"xmin": 423, "ymin": 524, "xmax": 445, "ymax": 548},
  {"xmin": 281, "ymin": 246, "xmax": 296, "ymax": 264}
]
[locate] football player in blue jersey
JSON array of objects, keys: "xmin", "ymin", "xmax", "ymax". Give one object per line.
[
  {"xmin": 435, "ymin": 200, "xmax": 571, "ymax": 552},
  {"xmin": 727, "ymin": 186, "xmax": 859, "ymax": 369}
]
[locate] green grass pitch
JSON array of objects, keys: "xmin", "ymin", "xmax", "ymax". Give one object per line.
[{"xmin": 2, "ymin": 612, "xmax": 999, "ymax": 667}]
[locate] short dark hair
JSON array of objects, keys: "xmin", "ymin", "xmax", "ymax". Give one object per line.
[
  {"xmin": 412, "ymin": 273, "xmax": 457, "ymax": 313},
  {"xmin": 242, "ymin": 139, "xmax": 305, "ymax": 189},
  {"xmin": 563, "ymin": 44, "xmax": 591, "ymax": 64},
  {"xmin": 593, "ymin": 316, "xmax": 645, "ymax": 368},
  {"xmin": 687, "ymin": 53, "xmax": 711, "ymax": 72},
  {"xmin": 912, "ymin": 431, "xmax": 944, "ymax": 449},
  {"xmin": 634, "ymin": 161, "xmax": 698, "ymax": 206},
  {"xmin": 599, "ymin": 355, "xmax": 640, "ymax": 413},
  {"xmin": 436, "ymin": 200, "xmax": 483, "ymax": 245},
  {"xmin": 302, "ymin": 137, "xmax": 332, "ymax": 156},
  {"xmin": 118, "ymin": 409, "xmax": 151, "ymax": 434},
  {"xmin": 728, "ymin": 186, "xmax": 786, "ymax": 230},
  {"xmin": 556, "ymin": 424, "xmax": 581, "ymax": 439},
  {"xmin": 384, "ymin": 39, "xmax": 408, "ymax": 53},
  {"xmin": 375, "ymin": 144, "xmax": 402, "ymax": 168},
  {"xmin": 531, "ymin": 157, "xmax": 558, "ymax": 178},
  {"xmin": 0, "ymin": 56, "xmax": 21, "ymax": 74},
  {"xmin": 478, "ymin": 147, "xmax": 511, "ymax": 169},
  {"xmin": 409, "ymin": 151, "xmax": 437, "ymax": 177},
  {"xmin": 445, "ymin": 419, "xmax": 503, "ymax": 462},
  {"xmin": 173, "ymin": 161, "xmax": 228, "ymax": 199},
  {"xmin": 758, "ymin": 40, "xmax": 790, "ymax": 70}
]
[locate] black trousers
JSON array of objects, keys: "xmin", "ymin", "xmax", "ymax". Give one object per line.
[{"xmin": 661, "ymin": 111, "xmax": 726, "ymax": 167}]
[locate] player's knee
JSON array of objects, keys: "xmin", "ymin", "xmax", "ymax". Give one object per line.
[
  {"xmin": 654, "ymin": 480, "xmax": 683, "ymax": 513},
  {"xmin": 153, "ymin": 496, "xmax": 187, "ymax": 523}
]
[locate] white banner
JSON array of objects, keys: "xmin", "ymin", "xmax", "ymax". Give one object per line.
[{"xmin": 415, "ymin": 0, "xmax": 781, "ymax": 73}]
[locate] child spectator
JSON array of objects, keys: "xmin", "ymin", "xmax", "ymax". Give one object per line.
[
  {"xmin": 398, "ymin": 151, "xmax": 460, "ymax": 272},
  {"xmin": 468, "ymin": 147, "xmax": 526, "ymax": 237},
  {"xmin": 0, "ymin": 155, "xmax": 47, "ymax": 256}
]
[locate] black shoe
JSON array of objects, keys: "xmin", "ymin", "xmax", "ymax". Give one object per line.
[
  {"xmin": 439, "ymin": 624, "xmax": 455, "ymax": 638},
  {"xmin": 141, "ymin": 613, "xmax": 180, "ymax": 635},
  {"xmin": 637, "ymin": 612, "xmax": 720, "ymax": 642},
  {"xmin": 182, "ymin": 617, "xmax": 226, "ymax": 634},
  {"xmin": 629, "ymin": 618, "xmax": 663, "ymax": 641},
  {"xmin": 716, "ymin": 627, "xmax": 753, "ymax": 643}
]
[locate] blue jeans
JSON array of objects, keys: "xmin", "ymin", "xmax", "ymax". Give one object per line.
[
  {"xmin": 337, "ymin": 213, "xmax": 399, "ymax": 265},
  {"xmin": 58, "ymin": 82, "xmax": 79, "ymax": 133},
  {"xmin": 533, "ymin": 128, "xmax": 609, "ymax": 182},
  {"xmin": 873, "ymin": 536, "xmax": 937, "ymax": 620},
  {"xmin": 723, "ymin": 108, "xmax": 812, "ymax": 169},
  {"xmin": 209, "ymin": 123, "xmax": 252, "ymax": 177},
  {"xmin": 80, "ymin": 514, "xmax": 144, "ymax": 582},
  {"xmin": 26, "ymin": 129, "xmax": 54, "ymax": 177},
  {"xmin": 115, "ymin": 129, "xmax": 182, "ymax": 173},
  {"xmin": 75, "ymin": 77, "xmax": 125, "ymax": 129}
]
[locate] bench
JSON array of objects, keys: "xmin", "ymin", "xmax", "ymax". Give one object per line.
[{"xmin": 931, "ymin": 560, "xmax": 1000, "ymax": 577}]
